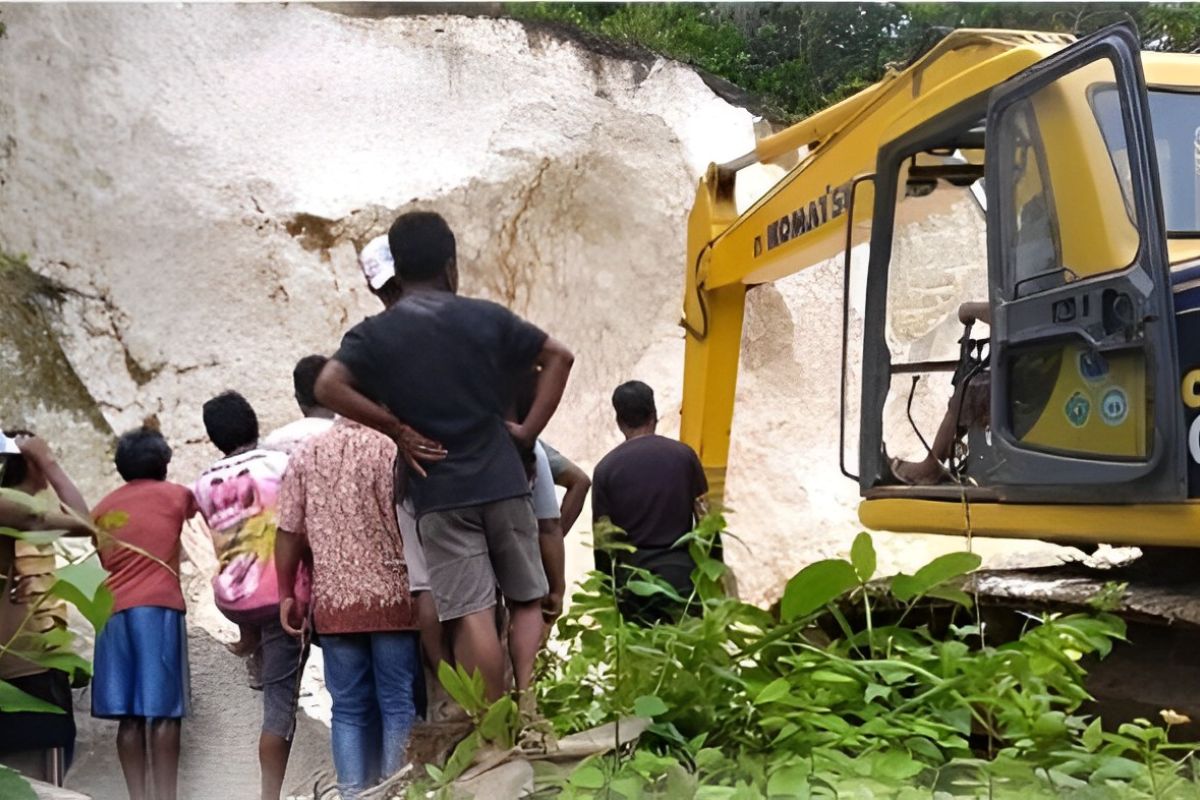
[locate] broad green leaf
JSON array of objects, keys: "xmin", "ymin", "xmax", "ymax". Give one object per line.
[
  {"xmin": 592, "ymin": 521, "xmax": 636, "ymax": 554},
  {"xmin": 864, "ymin": 683, "xmax": 890, "ymax": 704},
  {"xmin": 924, "ymin": 585, "xmax": 974, "ymax": 609},
  {"xmin": 477, "ymin": 696, "xmax": 516, "ymax": 747},
  {"xmin": 850, "ymin": 532, "xmax": 876, "ymax": 583},
  {"xmin": 912, "ymin": 550, "xmax": 980, "ymax": 586},
  {"xmin": 7, "ymin": 644, "xmax": 91, "ymax": 678},
  {"xmin": 646, "ymin": 721, "xmax": 690, "ymax": 749},
  {"xmin": 874, "ymin": 663, "xmax": 912, "ymax": 685},
  {"xmin": 0, "ymin": 679, "xmax": 65, "ymax": 714},
  {"xmin": 904, "ymin": 737, "xmax": 942, "ymax": 761},
  {"xmin": 437, "ymin": 661, "xmax": 477, "ymax": 716},
  {"xmin": 697, "ymin": 557, "xmax": 727, "ymax": 582},
  {"xmin": 754, "ymin": 678, "xmax": 792, "ymax": 706},
  {"xmin": 49, "ymin": 578, "xmax": 113, "ymax": 633},
  {"xmin": 1081, "ymin": 717, "xmax": 1103, "ymax": 752},
  {"xmin": 0, "ymin": 488, "xmax": 52, "ymax": 512},
  {"xmin": 695, "ymin": 789, "xmax": 737, "ymax": 800},
  {"xmin": 0, "ymin": 765, "xmax": 37, "ymax": 800},
  {"xmin": 663, "ymin": 762, "xmax": 697, "ymax": 799},
  {"xmin": 771, "ymin": 722, "xmax": 800, "ymax": 745},
  {"xmin": 625, "ymin": 579, "xmax": 686, "ymax": 602},
  {"xmin": 1091, "ymin": 756, "xmax": 1144, "ymax": 781},
  {"xmin": 781, "ymin": 559, "xmax": 858, "ymax": 621},
  {"xmin": 608, "ymin": 775, "xmax": 646, "ymax": 800},
  {"xmin": 438, "ymin": 731, "xmax": 481, "ymax": 785},
  {"xmin": 871, "ymin": 750, "xmax": 924, "ymax": 780},
  {"xmin": 0, "ymin": 527, "xmax": 67, "ymax": 546},
  {"xmin": 811, "ymin": 669, "xmax": 857, "ymax": 684},
  {"xmin": 891, "ymin": 575, "xmax": 919, "ymax": 602},
  {"xmin": 570, "ymin": 764, "xmax": 607, "ymax": 789},
  {"xmin": 633, "ymin": 694, "xmax": 669, "ymax": 717},
  {"xmin": 1032, "ymin": 711, "xmax": 1067, "ymax": 739},
  {"xmin": 767, "ymin": 763, "xmax": 811, "ymax": 798},
  {"xmin": 695, "ymin": 747, "xmax": 725, "ymax": 771},
  {"xmin": 53, "ymin": 554, "xmax": 108, "ymax": 601},
  {"xmin": 938, "ymin": 707, "xmax": 972, "ymax": 735},
  {"xmin": 890, "ymin": 552, "xmax": 981, "ymax": 602}
]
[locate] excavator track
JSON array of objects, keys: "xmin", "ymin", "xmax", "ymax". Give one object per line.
[{"xmin": 966, "ymin": 554, "xmax": 1200, "ymax": 740}]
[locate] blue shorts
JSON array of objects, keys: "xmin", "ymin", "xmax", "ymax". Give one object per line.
[{"xmin": 92, "ymin": 606, "xmax": 190, "ymax": 720}]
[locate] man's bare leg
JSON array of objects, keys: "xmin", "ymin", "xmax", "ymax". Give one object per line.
[
  {"xmin": 507, "ymin": 599, "xmax": 544, "ymax": 694},
  {"xmin": 259, "ymin": 732, "xmax": 292, "ymax": 800},
  {"xmin": 116, "ymin": 717, "xmax": 148, "ymax": 800},
  {"xmin": 893, "ymin": 379, "xmax": 973, "ymax": 485},
  {"xmin": 149, "ymin": 718, "xmax": 181, "ymax": 800},
  {"xmin": 415, "ymin": 591, "xmax": 445, "ymax": 671},
  {"xmin": 452, "ymin": 608, "xmax": 507, "ymax": 702}
]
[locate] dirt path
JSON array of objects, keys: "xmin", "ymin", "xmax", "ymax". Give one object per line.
[{"xmin": 66, "ymin": 626, "xmax": 333, "ymax": 799}]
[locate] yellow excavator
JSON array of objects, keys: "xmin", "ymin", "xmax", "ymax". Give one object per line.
[{"xmin": 681, "ymin": 22, "xmax": 1200, "ymax": 551}]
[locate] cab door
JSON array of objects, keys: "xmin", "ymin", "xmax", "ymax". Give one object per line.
[{"xmin": 984, "ymin": 23, "xmax": 1185, "ymax": 502}]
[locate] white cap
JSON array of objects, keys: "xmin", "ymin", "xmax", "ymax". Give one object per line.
[
  {"xmin": 359, "ymin": 234, "xmax": 396, "ymax": 291},
  {"xmin": 0, "ymin": 433, "xmax": 19, "ymax": 456}
]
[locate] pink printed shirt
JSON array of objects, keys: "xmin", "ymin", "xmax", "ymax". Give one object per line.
[{"xmin": 192, "ymin": 449, "xmax": 289, "ymax": 620}]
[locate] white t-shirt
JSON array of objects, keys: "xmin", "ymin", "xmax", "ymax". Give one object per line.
[
  {"xmin": 531, "ymin": 440, "xmax": 559, "ymax": 521},
  {"xmin": 261, "ymin": 416, "xmax": 335, "ymax": 456},
  {"xmin": 395, "ymin": 499, "xmax": 431, "ymax": 593}
]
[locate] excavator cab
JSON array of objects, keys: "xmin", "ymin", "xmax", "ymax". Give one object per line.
[
  {"xmin": 682, "ymin": 23, "xmax": 1200, "ymax": 548},
  {"xmin": 859, "ymin": 25, "xmax": 1184, "ymax": 510}
]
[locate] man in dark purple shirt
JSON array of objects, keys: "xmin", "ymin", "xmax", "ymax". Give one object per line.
[{"xmin": 592, "ymin": 381, "xmax": 710, "ymax": 623}]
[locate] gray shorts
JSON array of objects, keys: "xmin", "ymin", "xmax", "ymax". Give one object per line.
[
  {"xmin": 258, "ymin": 616, "xmax": 306, "ymax": 740},
  {"xmin": 417, "ymin": 496, "xmax": 548, "ymax": 622}
]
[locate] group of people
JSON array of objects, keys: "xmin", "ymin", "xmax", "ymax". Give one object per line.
[{"xmin": 0, "ymin": 209, "xmax": 715, "ymax": 800}]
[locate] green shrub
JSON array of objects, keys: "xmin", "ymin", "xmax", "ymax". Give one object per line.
[{"xmin": 530, "ymin": 517, "xmax": 1200, "ymax": 798}]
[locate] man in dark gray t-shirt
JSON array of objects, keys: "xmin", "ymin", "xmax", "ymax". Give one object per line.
[
  {"xmin": 592, "ymin": 381, "xmax": 710, "ymax": 624},
  {"xmin": 315, "ymin": 211, "xmax": 574, "ymax": 703}
]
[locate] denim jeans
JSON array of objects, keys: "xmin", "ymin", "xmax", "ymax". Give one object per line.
[{"xmin": 321, "ymin": 631, "xmax": 420, "ymax": 798}]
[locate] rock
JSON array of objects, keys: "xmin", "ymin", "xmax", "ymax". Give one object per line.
[
  {"xmin": 452, "ymin": 759, "xmax": 533, "ymax": 800},
  {"xmin": 0, "ymin": 253, "xmax": 113, "ymax": 503}
]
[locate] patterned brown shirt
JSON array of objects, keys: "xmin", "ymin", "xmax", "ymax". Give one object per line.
[{"xmin": 278, "ymin": 418, "xmax": 415, "ymax": 634}]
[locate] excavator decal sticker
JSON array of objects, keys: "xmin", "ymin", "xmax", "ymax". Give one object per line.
[
  {"xmin": 1100, "ymin": 388, "xmax": 1129, "ymax": 426},
  {"xmin": 760, "ymin": 180, "xmax": 853, "ymax": 257}
]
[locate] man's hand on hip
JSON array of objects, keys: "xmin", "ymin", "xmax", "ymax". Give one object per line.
[{"xmin": 392, "ymin": 423, "xmax": 447, "ymax": 478}]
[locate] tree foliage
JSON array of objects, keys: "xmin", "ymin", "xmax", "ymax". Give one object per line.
[{"xmin": 506, "ymin": 3, "xmax": 1200, "ymax": 119}]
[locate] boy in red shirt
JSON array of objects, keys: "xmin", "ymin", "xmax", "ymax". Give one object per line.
[{"xmin": 91, "ymin": 426, "xmax": 197, "ymax": 800}]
